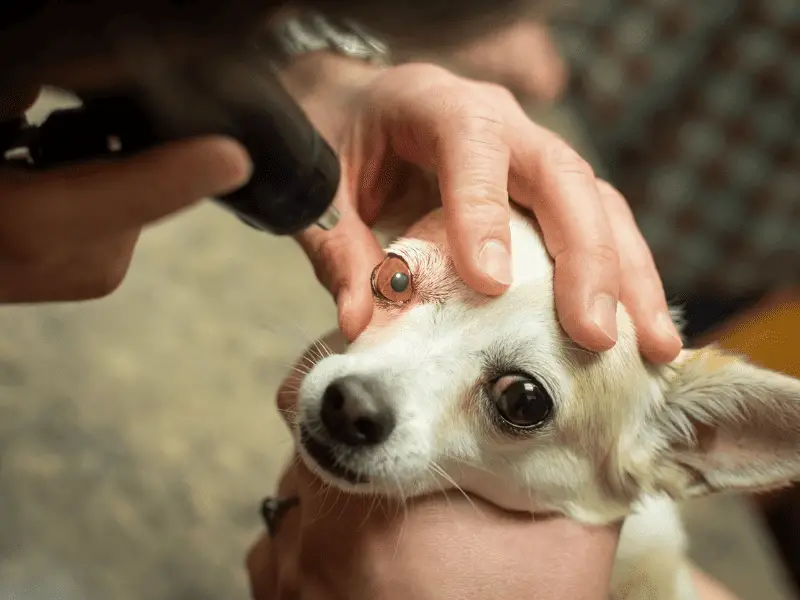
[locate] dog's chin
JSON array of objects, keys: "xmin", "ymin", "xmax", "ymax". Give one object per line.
[{"xmin": 298, "ymin": 425, "xmax": 372, "ymax": 491}]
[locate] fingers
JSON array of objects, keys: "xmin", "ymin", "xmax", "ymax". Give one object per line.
[
  {"xmin": 596, "ymin": 181, "xmax": 682, "ymax": 363},
  {"xmin": 513, "ymin": 23, "xmax": 568, "ymax": 103},
  {"xmin": 505, "ymin": 117, "xmax": 621, "ymax": 351},
  {"xmin": 371, "ymin": 67, "xmax": 675, "ymax": 359},
  {"xmin": 454, "ymin": 21, "xmax": 568, "ymax": 102},
  {"xmin": 245, "ymin": 532, "xmax": 277, "ymax": 600},
  {"xmin": 379, "ymin": 71, "xmax": 620, "ymax": 349},
  {"xmin": 0, "ymin": 230, "xmax": 140, "ymax": 302},
  {"xmin": 246, "ymin": 464, "xmax": 306, "ymax": 599},
  {"xmin": 377, "ymin": 67, "xmax": 515, "ymax": 295},
  {"xmin": 0, "ymin": 136, "xmax": 251, "ymax": 259},
  {"xmin": 435, "ymin": 99, "xmax": 514, "ymax": 295},
  {"xmin": 295, "ymin": 207, "xmax": 384, "ymax": 341}
]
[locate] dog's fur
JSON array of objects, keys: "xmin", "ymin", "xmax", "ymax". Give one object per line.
[{"xmin": 285, "ymin": 195, "xmax": 800, "ymax": 599}]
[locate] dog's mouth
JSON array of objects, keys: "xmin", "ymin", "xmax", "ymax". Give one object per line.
[{"xmin": 299, "ymin": 425, "xmax": 369, "ymax": 485}]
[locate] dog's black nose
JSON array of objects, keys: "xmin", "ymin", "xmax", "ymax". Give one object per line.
[{"xmin": 320, "ymin": 377, "xmax": 396, "ymax": 446}]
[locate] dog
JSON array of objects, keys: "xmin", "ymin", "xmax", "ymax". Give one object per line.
[{"xmin": 283, "ymin": 196, "xmax": 800, "ymax": 600}]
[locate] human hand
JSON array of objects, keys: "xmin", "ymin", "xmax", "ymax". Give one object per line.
[
  {"xmin": 452, "ymin": 20, "xmax": 568, "ymax": 103},
  {"xmin": 247, "ymin": 462, "xmax": 620, "ymax": 600},
  {"xmin": 245, "ymin": 342, "xmax": 621, "ymax": 600},
  {"xmin": 281, "ymin": 55, "xmax": 682, "ymax": 363},
  {"xmin": 0, "ymin": 84, "xmax": 251, "ymax": 303}
]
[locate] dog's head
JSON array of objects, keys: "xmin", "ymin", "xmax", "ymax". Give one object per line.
[{"xmin": 295, "ymin": 208, "xmax": 800, "ymax": 524}]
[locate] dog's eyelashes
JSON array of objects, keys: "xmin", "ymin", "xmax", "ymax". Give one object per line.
[
  {"xmin": 371, "ymin": 253, "xmax": 414, "ymax": 304},
  {"xmin": 490, "ymin": 375, "xmax": 552, "ymax": 429}
]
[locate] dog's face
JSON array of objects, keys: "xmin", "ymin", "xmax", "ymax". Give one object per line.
[{"xmin": 296, "ymin": 208, "xmax": 800, "ymax": 524}]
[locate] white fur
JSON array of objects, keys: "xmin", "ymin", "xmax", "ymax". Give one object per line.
[{"xmin": 287, "ymin": 207, "xmax": 800, "ymax": 600}]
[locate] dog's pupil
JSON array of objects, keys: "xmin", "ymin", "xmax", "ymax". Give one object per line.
[
  {"xmin": 502, "ymin": 380, "xmax": 550, "ymax": 426},
  {"xmin": 390, "ymin": 272, "xmax": 409, "ymax": 293}
]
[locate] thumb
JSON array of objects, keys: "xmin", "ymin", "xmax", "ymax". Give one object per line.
[{"xmin": 295, "ymin": 208, "xmax": 383, "ymax": 341}]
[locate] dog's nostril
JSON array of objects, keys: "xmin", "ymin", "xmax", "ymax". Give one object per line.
[
  {"xmin": 322, "ymin": 382, "xmax": 345, "ymax": 410},
  {"xmin": 354, "ymin": 417, "xmax": 383, "ymax": 442},
  {"xmin": 320, "ymin": 379, "xmax": 395, "ymax": 447}
]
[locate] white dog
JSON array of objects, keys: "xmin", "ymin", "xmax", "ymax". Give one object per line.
[{"xmin": 286, "ymin": 200, "xmax": 800, "ymax": 600}]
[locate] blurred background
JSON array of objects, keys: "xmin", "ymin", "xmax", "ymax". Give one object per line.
[{"xmin": 1, "ymin": 1, "xmax": 799, "ymax": 598}]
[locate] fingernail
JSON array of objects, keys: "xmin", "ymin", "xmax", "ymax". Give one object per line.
[
  {"xmin": 478, "ymin": 240, "xmax": 513, "ymax": 286},
  {"xmin": 589, "ymin": 294, "xmax": 618, "ymax": 343},
  {"xmin": 657, "ymin": 311, "xmax": 683, "ymax": 346}
]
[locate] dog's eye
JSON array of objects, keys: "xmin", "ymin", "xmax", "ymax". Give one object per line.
[
  {"xmin": 490, "ymin": 375, "xmax": 552, "ymax": 429},
  {"xmin": 371, "ymin": 253, "xmax": 413, "ymax": 303}
]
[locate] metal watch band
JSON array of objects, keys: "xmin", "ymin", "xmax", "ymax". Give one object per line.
[{"xmin": 263, "ymin": 12, "xmax": 391, "ymax": 67}]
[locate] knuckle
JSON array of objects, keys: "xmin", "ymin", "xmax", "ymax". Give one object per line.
[
  {"xmin": 404, "ymin": 62, "xmax": 452, "ymax": 83},
  {"xmin": 585, "ymin": 242, "xmax": 621, "ymax": 272},
  {"xmin": 444, "ymin": 100, "xmax": 508, "ymax": 161},
  {"xmin": 386, "ymin": 63, "xmax": 456, "ymax": 101},
  {"xmin": 544, "ymin": 138, "xmax": 596, "ymax": 183},
  {"xmin": 595, "ymin": 179, "xmax": 621, "ymax": 199},
  {"xmin": 455, "ymin": 195, "xmax": 510, "ymax": 234},
  {"xmin": 596, "ymin": 179, "xmax": 635, "ymax": 216},
  {"xmin": 450, "ymin": 98, "xmax": 505, "ymax": 132}
]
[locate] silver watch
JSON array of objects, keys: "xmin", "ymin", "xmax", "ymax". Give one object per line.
[{"xmin": 263, "ymin": 12, "xmax": 391, "ymax": 67}]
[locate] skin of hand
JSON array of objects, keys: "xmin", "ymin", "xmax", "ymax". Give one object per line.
[
  {"xmin": 245, "ymin": 341, "xmax": 622, "ymax": 600},
  {"xmin": 451, "ymin": 20, "xmax": 569, "ymax": 103},
  {"xmin": 0, "ymin": 83, "xmax": 252, "ymax": 303},
  {"xmin": 279, "ymin": 52, "xmax": 683, "ymax": 364}
]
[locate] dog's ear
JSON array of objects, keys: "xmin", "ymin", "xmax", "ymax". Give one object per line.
[{"xmin": 651, "ymin": 347, "xmax": 800, "ymax": 500}]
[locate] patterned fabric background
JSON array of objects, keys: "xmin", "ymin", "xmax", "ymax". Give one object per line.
[{"xmin": 552, "ymin": 0, "xmax": 799, "ymax": 298}]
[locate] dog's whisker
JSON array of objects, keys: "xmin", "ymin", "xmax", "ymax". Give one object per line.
[
  {"xmin": 424, "ymin": 465, "xmax": 455, "ymax": 517},
  {"xmin": 289, "ymin": 363, "xmax": 312, "ymax": 375},
  {"xmin": 318, "ymin": 338, "xmax": 335, "ymax": 359},
  {"xmin": 277, "ymin": 382, "xmax": 303, "ymax": 395},
  {"xmin": 388, "ymin": 473, "xmax": 410, "ymax": 561},
  {"xmin": 297, "ymin": 355, "xmax": 318, "ymax": 372},
  {"xmin": 439, "ymin": 454, "xmax": 495, "ymax": 477},
  {"xmin": 359, "ymin": 489, "xmax": 380, "ymax": 529},
  {"xmin": 311, "ymin": 338, "xmax": 329, "ymax": 362},
  {"xmin": 560, "ymin": 339, "xmax": 599, "ymax": 358},
  {"xmin": 429, "ymin": 462, "xmax": 484, "ymax": 519}
]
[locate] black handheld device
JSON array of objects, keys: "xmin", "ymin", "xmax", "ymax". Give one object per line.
[{"xmin": 0, "ymin": 66, "xmax": 341, "ymax": 236}]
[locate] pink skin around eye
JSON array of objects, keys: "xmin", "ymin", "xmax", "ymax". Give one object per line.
[
  {"xmin": 492, "ymin": 375, "xmax": 521, "ymax": 395},
  {"xmin": 366, "ymin": 208, "xmax": 467, "ymax": 331}
]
